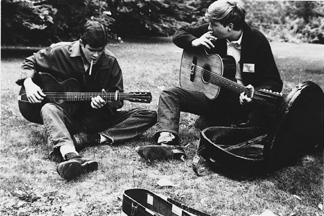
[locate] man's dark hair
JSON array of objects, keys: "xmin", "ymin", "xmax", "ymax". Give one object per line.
[{"xmin": 80, "ymin": 20, "xmax": 108, "ymax": 48}]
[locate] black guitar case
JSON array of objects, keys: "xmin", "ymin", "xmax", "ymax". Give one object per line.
[
  {"xmin": 194, "ymin": 81, "xmax": 323, "ymax": 177},
  {"xmin": 264, "ymin": 81, "xmax": 324, "ymax": 169},
  {"xmin": 122, "ymin": 188, "xmax": 210, "ymax": 216}
]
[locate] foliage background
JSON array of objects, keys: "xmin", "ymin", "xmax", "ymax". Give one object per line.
[{"xmin": 1, "ymin": 0, "xmax": 324, "ymax": 46}]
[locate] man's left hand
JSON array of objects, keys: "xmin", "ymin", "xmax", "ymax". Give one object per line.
[{"xmin": 91, "ymin": 92, "xmax": 107, "ymax": 109}]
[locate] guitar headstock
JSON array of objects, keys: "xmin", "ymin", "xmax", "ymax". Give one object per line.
[
  {"xmin": 256, "ymin": 89, "xmax": 283, "ymax": 98},
  {"xmin": 254, "ymin": 89, "xmax": 283, "ymax": 108},
  {"xmin": 126, "ymin": 92, "xmax": 152, "ymax": 103}
]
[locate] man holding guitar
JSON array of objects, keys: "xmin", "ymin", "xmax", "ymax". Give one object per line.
[
  {"xmin": 16, "ymin": 19, "xmax": 157, "ymax": 180},
  {"xmin": 136, "ymin": 0, "xmax": 283, "ymax": 161}
]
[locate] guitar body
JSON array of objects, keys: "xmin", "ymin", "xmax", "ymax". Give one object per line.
[
  {"xmin": 180, "ymin": 49, "xmax": 236, "ymax": 100},
  {"xmin": 18, "ymin": 73, "xmax": 153, "ymax": 124},
  {"xmin": 18, "ymin": 73, "xmax": 81, "ymax": 124}
]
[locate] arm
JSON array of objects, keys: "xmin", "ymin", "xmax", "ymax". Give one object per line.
[
  {"xmin": 240, "ymin": 30, "xmax": 283, "ymax": 105},
  {"xmin": 173, "ymin": 24, "xmax": 210, "ymax": 49},
  {"xmin": 92, "ymin": 56, "xmax": 124, "ymax": 110},
  {"xmin": 255, "ymin": 38, "xmax": 283, "ymax": 92},
  {"xmin": 17, "ymin": 50, "xmax": 51, "ymax": 103},
  {"xmin": 173, "ymin": 23, "xmax": 227, "ymax": 55}
]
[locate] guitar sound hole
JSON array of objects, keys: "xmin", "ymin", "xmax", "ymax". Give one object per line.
[{"xmin": 202, "ymin": 64, "xmax": 211, "ymax": 83}]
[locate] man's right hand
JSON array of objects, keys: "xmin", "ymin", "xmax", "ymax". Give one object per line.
[
  {"xmin": 191, "ymin": 31, "xmax": 217, "ymax": 49},
  {"xmin": 23, "ymin": 78, "xmax": 46, "ymax": 103}
]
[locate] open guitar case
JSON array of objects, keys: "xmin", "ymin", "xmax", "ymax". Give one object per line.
[{"xmin": 193, "ymin": 81, "xmax": 324, "ymax": 178}]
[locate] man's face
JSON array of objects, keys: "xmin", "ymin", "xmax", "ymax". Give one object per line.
[
  {"xmin": 82, "ymin": 44, "xmax": 105, "ymax": 64},
  {"xmin": 208, "ymin": 21, "xmax": 229, "ymax": 39}
]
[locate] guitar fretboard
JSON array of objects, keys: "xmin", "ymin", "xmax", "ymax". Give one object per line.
[{"xmin": 45, "ymin": 92, "xmax": 129, "ymax": 101}]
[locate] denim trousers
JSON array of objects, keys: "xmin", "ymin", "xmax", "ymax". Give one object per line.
[
  {"xmin": 154, "ymin": 86, "xmax": 249, "ymax": 142},
  {"xmin": 41, "ymin": 103, "xmax": 157, "ymax": 149}
]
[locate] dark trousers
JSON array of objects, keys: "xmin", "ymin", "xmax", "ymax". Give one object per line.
[
  {"xmin": 41, "ymin": 103, "xmax": 157, "ymax": 149},
  {"xmin": 154, "ymin": 86, "xmax": 249, "ymax": 142}
]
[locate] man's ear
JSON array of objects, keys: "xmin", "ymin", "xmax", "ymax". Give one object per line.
[{"xmin": 227, "ymin": 23, "xmax": 234, "ymax": 31}]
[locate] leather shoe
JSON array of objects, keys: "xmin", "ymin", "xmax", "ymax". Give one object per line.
[
  {"xmin": 73, "ymin": 132, "xmax": 112, "ymax": 151},
  {"xmin": 136, "ymin": 145, "xmax": 186, "ymax": 161},
  {"xmin": 56, "ymin": 152, "xmax": 98, "ymax": 181}
]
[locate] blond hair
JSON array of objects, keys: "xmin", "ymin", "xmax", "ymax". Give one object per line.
[{"xmin": 206, "ymin": 0, "xmax": 245, "ymax": 30}]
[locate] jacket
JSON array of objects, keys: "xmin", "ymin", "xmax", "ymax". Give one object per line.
[
  {"xmin": 16, "ymin": 40, "xmax": 124, "ymax": 112},
  {"xmin": 173, "ymin": 22, "xmax": 283, "ymax": 92}
]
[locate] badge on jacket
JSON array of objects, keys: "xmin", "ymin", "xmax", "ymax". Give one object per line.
[{"xmin": 243, "ymin": 63, "xmax": 255, "ymax": 73}]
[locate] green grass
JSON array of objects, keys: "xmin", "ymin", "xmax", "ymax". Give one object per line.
[{"xmin": 1, "ymin": 40, "xmax": 323, "ymax": 216}]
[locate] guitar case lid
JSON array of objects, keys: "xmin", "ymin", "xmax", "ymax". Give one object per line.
[
  {"xmin": 264, "ymin": 81, "xmax": 324, "ymax": 169},
  {"xmin": 196, "ymin": 81, "xmax": 323, "ymax": 177},
  {"xmin": 122, "ymin": 188, "xmax": 210, "ymax": 216}
]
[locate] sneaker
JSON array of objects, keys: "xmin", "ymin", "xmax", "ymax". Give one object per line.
[
  {"xmin": 135, "ymin": 145, "xmax": 186, "ymax": 161},
  {"xmin": 56, "ymin": 152, "xmax": 98, "ymax": 181},
  {"xmin": 73, "ymin": 132, "xmax": 113, "ymax": 151}
]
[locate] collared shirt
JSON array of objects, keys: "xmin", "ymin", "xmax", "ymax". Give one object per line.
[{"xmin": 227, "ymin": 32, "xmax": 243, "ymax": 85}]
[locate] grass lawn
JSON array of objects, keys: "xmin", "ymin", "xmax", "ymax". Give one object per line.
[{"xmin": 1, "ymin": 39, "xmax": 323, "ymax": 216}]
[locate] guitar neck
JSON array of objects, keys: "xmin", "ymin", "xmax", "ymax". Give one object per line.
[
  {"xmin": 45, "ymin": 92, "xmax": 127, "ymax": 101},
  {"xmin": 210, "ymin": 74, "xmax": 248, "ymax": 95}
]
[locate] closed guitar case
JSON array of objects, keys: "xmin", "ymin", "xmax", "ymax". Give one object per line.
[
  {"xmin": 194, "ymin": 81, "xmax": 323, "ymax": 177},
  {"xmin": 122, "ymin": 188, "xmax": 209, "ymax": 216}
]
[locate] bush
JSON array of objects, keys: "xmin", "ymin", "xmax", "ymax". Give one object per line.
[
  {"xmin": 1, "ymin": 0, "xmax": 324, "ymax": 46},
  {"xmin": 1, "ymin": 0, "xmax": 56, "ymax": 46}
]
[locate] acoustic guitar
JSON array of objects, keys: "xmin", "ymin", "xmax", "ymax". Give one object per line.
[
  {"xmin": 179, "ymin": 49, "xmax": 282, "ymax": 108},
  {"xmin": 18, "ymin": 72, "xmax": 152, "ymax": 123}
]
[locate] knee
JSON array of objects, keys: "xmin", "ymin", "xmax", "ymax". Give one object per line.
[
  {"xmin": 41, "ymin": 103, "xmax": 63, "ymax": 117},
  {"xmin": 160, "ymin": 87, "xmax": 179, "ymax": 98},
  {"xmin": 135, "ymin": 109, "xmax": 157, "ymax": 118}
]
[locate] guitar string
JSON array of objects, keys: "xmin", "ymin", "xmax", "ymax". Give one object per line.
[
  {"xmin": 182, "ymin": 60, "xmax": 281, "ymax": 100},
  {"xmin": 182, "ymin": 60, "xmax": 246, "ymax": 94},
  {"xmin": 37, "ymin": 92, "xmax": 151, "ymax": 101}
]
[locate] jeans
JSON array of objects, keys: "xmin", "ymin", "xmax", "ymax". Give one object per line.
[
  {"xmin": 41, "ymin": 103, "xmax": 157, "ymax": 149},
  {"xmin": 154, "ymin": 86, "xmax": 249, "ymax": 142}
]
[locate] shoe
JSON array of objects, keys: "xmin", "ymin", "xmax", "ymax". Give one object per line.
[
  {"xmin": 136, "ymin": 144, "xmax": 186, "ymax": 161},
  {"xmin": 49, "ymin": 148, "xmax": 64, "ymax": 163},
  {"xmin": 73, "ymin": 132, "xmax": 113, "ymax": 151},
  {"xmin": 56, "ymin": 152, "xmax": 98, "ymax": 181}
]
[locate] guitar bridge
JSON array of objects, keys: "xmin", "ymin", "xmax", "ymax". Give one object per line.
[{"xmin": 190, "ymin": 56, "xmax": 197, "ymax": 82}]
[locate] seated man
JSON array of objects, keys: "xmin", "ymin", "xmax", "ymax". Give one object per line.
[
  {"xmin": 136, "ymin": 0, "xmax": 283, "ymax": 161},
  {"xmin": 17, "ymin": 19, "xmax": 157, "ymax": 180}
]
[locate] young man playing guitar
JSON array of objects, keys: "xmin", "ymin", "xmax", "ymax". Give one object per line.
[
  {"xmin": 16, "ymin": 19, "xmax": 157, "ymax": 180},
  {"xmin": 136, "ymin": 0, "xmax": 283, "ymax": 161}
]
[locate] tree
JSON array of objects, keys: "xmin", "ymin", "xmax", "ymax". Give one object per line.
[
  {"xmin": 107, "ymin": 0, "xmax": 197, "ymax": 37},
  {"xmin": 1, "ymin": 0, "xmax": 56, "ymax": 46},
  {"xmin": 2, "ymin": 0, "xmax": 324, "ymax": 46}
]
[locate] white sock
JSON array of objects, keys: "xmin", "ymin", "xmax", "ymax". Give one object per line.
[
  {"xmin": 100, "ymin": 134, "xmax": 107, "ymax": 143},
  {"xmin": 158, "ymin": 132, "xmax": 175, "ymax": 144},
  {"xmin": 60, "ymin": 144, "xmax": 78, "ymax": 159}
]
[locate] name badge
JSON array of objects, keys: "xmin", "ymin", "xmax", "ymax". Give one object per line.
[{"xmin": 243, "ymin": 63, "xmax": 255, "ymax": 73}]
